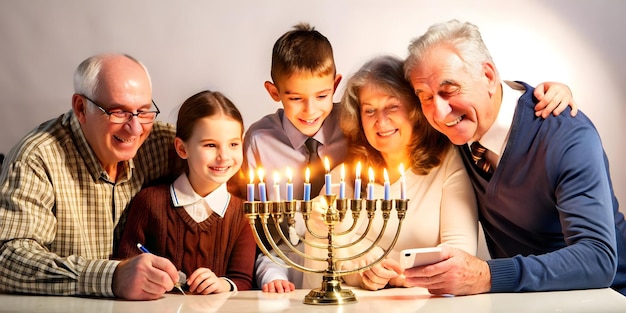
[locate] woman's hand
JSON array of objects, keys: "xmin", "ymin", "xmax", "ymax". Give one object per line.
[
  {"xmin": 358, "ymin": 259, "xmax": 403, "ymax": 290},
  {"xmin": 534, "ymin": 82, "xmax": 578, "ymax": 118}
]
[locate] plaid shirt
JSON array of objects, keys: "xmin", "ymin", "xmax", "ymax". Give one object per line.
[{"xmin": 0, "ymin": 111, "xmax": 177, "ymax": 297}]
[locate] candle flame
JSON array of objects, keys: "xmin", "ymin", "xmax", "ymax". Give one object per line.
[
  {"xmin": 399, "ymin": 163, "xmax": 405, "ymax": 176},
  {"xmin": 257, "ymin": 167, "xmax": 265, "ymax": 183},
  {"xmin": 340, "ymin": 163, "xmax": 345, "ymax": 182},
  {"xmin": 286, "ymin": 167, "xmax": 293, "ymax": 183},
  {"xmin": 383, "ymin": 168, "xmax": 389, "ymax": 182},
  {"xmin": 305, "ymin": 167, "xmax": 311, "ymax": 183},
  {"xmin": 324, "ymin": 156, "xmax": 330, "ymax": 173},
  {"xmin": 273, "ymin": 171, "xmax": 280, "ymax": 185},
  {"xmin": 249, "ymin": 168, "xmax": 255, "ymax": 184},
  {"xmin": 356, "ymin": 162, "xmax": 362, "ymax": 179},
  {"xmin": 368, "ymin": 167, "xmax": 375, "ymax": 183}
]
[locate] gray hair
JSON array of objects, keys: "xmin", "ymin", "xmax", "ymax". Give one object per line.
[
  {"xmin": 340, "ymin": 55, "xmax": 450, "ymax": 175},
  {"xmin": 404, "ymin": 19, "xmax": 496, "ymax": 80},
  {"xmin": 73, "ymin": 53, "xmax": 151, "ymax": 99}
]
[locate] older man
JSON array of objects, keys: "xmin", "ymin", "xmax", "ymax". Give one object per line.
[
  {"xmin": 403, "ymin": 20, "xmax": 626, "ymax": 296},
  {"xmin": 0, "ymin": 54, "xmax": 182, "ymax": 300}
]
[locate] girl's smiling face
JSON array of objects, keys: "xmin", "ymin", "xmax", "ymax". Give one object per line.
[{"xmin": 175, "ymin": 116, "xmax": 243, "ymax": 197}]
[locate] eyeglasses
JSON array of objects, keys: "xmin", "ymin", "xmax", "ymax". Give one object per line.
[{"xmin": 81, "ymin": 95, "xmax": 160, "ymax": 124}]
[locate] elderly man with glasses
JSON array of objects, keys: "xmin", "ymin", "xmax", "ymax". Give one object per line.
[{"xmin": 0, "ymin": 53, "xmax": 183, "ymax": 300}]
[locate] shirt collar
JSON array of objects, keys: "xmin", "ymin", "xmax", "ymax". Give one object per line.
[
  {"xmin": 67, "ymin": 110, "xmax": 133, "ymax": 183},
  {"xmin": 473, "ymin": 80, "xmax": 523, "ymax": 157},
  {"xmin": 170, "ymin": 173, "xmax": 230, "ymax": 217}
]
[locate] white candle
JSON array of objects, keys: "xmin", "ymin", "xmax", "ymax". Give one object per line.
[
  {"xmin": 304, "ymin": 167, "xmax": 311, "ymax": 201},
  {"xmin": 324, "ymin": 157, "xmax": 332, "ymax": 195},
  {"xmin": 354, "ymin": 162, "xmax": 361, "ymax": 200},
  {"xmin": 273, "ymin": 171, "xmax": 280, "ymax": 202},
  {"xmin": 383, "ymin": 168, "xmax": 390, "ymax": 201},
  {"xmin": 286, "ymin": 167, "xmax": 293, "ymax": 201},
  {"xmin": 399, "ymin": 163, "xmax": 406, "ymax": 200},
  {"xmin": 247, "ymin": 168, "xmax": 255, "ymax": 202},
  {"xmin": 339, "ymin": 163, "xmax": 346, "ymax": 199},
  {"xmin": 367, "ymin": 167, "xmax": 375, "ymax": 201},
  {"xmin": 258, "ymin": 168, "xmax": 267, "ymax": 202}
]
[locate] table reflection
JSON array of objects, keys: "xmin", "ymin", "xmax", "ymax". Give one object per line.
[{"xmin": 0, "ymin": 287, "xmax": 624, "ymax": 313}]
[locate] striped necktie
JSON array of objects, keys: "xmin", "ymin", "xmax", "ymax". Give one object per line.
[{"xmin": 470, "ymin": 142, "xmax": 493, "ymax": 174}]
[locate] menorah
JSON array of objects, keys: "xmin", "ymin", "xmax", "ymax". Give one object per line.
[{"xmin": 243, "ymin": 194, "xmax": 408, "ymax": 305}]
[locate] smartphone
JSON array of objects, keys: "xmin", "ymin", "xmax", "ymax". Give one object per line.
[{"xmin": 399, "ymin": 247, "xmax": 445, "ymax": 268}]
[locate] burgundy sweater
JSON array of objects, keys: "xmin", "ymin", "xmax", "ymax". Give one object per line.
[{"xmin": 114, "ymin": 184, "xmax": 256, "ymax": 290}]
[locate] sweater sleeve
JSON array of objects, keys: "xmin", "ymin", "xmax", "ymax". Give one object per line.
[
  {"xmin": 113, "ymin": 189, "xmax": 153, "ymax": 259},
  {"xmin": 225, "ymin": 199, "xmax": 256, "ymax": 290},
  {"xmin": 488, "ymin": 110, "xmax": 617, "ymax": 292}
]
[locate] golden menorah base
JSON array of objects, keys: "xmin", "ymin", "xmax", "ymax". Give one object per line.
[
  {"xmin": 244, "ymin": 194, "xmax": 408, "ymax": 305},
  {"xmin": 304, "ymin": 275, "xmax": 356, "ymax": 305}
]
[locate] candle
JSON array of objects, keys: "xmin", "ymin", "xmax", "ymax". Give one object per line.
[
  {"xmin": 258, "ymin": 168, "xmax": 267, "ymax": 202},
  {"xmin": 324, "ymin": 157, "xmax": 332, "ymax": 195},
  {"xmin": 247, "ymin": 168, "xmax": 255, "ymax": 202},
  {"xmin": 367, "ymin": 167, "xmax": 375, "ymax": 201},
  {"xmin": 286, "ymin": 167, "xmax": 293, "ymax": 201},
  {"xmin": 399, "ymin": 163, "xmax": 406, "ymax": 200},
  {"xmin": 383, "ymin": 168, "xmax": 390, "ymax": 201},
  {"xmin": 273, "ymin": 171, "xmax": 281, "ymax": 202},
  {"xmin": 304, "ymin": 167, "xmax": 311, "ymax": 201},
  {"xmin": 339, "ymin": 163, "xmax": 346, "ymax": 199},
  {"xmin": 354, "ymin": 162, "xmax": 362, "ymax": 200}
]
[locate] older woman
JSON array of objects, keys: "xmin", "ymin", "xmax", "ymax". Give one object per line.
[{"xmin": 304, "ymin": 55, "xmax": 477, "ymax": 290}]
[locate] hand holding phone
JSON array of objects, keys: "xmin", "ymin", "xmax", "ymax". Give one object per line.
[{"xmin": 399, "ymin": 247, "xmax": 445, "ymax": 269}]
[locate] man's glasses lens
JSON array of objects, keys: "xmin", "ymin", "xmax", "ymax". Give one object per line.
[
  {"xmin": 82, "ymin": 95, "xmax": 159, "ymax": 124},
  {"xmin": 109, "ymin": 111, "xmax": 158, "ymax": 124}
]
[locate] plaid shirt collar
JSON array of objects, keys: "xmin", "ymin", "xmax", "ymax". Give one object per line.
[{"xmin": 67, "ymin": 110, "xmax": 134, "ymax": 184}]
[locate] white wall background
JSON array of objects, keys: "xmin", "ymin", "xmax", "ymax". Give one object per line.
[{"xmin": 1, "ymin": 0, "xmax": 624, "ymax": 215}]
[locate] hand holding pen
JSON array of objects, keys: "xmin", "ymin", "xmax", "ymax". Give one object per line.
[
  {"xmin": 111, "ymin": 246, "xmax": 181, "ymax": 300},
  {"xmin": 137, "ymin": 243, "xmax": 187, "ymax": 295}
]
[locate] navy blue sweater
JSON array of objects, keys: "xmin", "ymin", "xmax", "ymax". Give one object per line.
[{"xmin": 460, "ymin": 82, "xmax": 626, "ymax": 295}]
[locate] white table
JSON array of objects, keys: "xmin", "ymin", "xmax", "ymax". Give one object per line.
[{"xmin": 0, "ymin": 287, "xmax": 624, "ymax": 313}]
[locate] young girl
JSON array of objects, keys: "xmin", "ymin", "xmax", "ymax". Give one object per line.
[{"xmin": 115, "ymin": 90, "xmax": 255, "ymax": 294}]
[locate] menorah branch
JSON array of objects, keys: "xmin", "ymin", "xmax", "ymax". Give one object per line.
[{"xmin": 244, "ymin": 196, "xmax": 409, "ymax": 305}]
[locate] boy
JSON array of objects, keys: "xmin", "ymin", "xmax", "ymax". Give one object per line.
[{"xmin": 240, "ymin": 23, "xmax": 346, "ymax": 292}]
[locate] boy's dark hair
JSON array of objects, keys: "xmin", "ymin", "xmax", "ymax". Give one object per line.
[{"xmin": 270, "ymin": 23, "xmax": 336, "ymax": 83}]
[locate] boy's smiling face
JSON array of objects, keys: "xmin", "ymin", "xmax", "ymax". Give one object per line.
[{"xmin": 265, "ymin": 71, "xmax": 342, "ymax": 137}]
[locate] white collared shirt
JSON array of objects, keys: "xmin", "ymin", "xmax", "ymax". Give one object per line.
[
  {"xmin": 470, "ymin": 80, "xmax": 524, "ymax": 168},
  {"xmin": 170, "ymin": 173, "xmax": 230, "ymax": 222}
]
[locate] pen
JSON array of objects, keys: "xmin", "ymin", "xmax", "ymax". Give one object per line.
[
  {"xmin": 136, "ymin": 243, "xmax": 186, "ymax": 295},
  {"xmin": 137, "ymin": 243, "xmax": 150, "ymax": 253}
]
